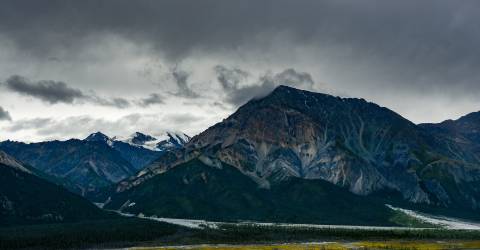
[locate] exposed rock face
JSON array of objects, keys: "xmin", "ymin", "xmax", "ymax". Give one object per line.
[
  {"xmin": 118, "ymin": 86, "xmax": 480, "ymax": 209},
  {"xmin": 105, "ymin": 159, "xmax": 398, "ymax": 226},
  {"xmin": 420, "ymin": 111, "xmax": 480, "ymax": 161},
  {"xmin": 182, "ymin": 86, "xmax": 429, "ymax": 202}
]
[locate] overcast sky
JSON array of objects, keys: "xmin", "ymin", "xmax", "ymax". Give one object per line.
[{"xmin": 1, "ymin": 0, "xmax": 479, "ymax": 142}]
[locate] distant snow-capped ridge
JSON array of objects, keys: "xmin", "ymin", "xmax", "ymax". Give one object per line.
[
  {"xmin": 84, "ymin": 131, "xmax": 191, "ymax": 151},
  {"xmin": 120, "ymin": 131, "xmax": 191, "ymax": 151}
]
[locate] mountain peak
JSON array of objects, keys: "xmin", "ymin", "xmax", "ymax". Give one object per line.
[
  {"xmin": 269, "ymin": 84, "xmax": 309, "ymax": 96},
  {"xmin": 261, "ymin": 85, "xmax": 339, "ymax": 104},
  {"xmin": 165, "ymin": 131, "xmax": 191, "ymax": 144},
  {"xmin": 84, "ymin": 132, "xmax": 111, "ymax": 143},
  {"xmin": 156, "ymin": 131, "xmax": 191, "ymax": 150},
  {"xmin": 273, "ymin": 84, "xmax": 294, "ymax": 91}
]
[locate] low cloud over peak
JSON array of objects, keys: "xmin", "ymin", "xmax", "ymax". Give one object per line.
[
  {"xmin": 215, "ymin": 66, "xmax": 316, "ymax": 106},
  {"xmin": 170, "ymin": 68, "xmax": 201, "ymax": 99}
]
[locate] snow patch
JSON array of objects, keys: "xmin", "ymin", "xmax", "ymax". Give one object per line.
[
  {"xmin": 115, "ymin": 131, "xmax": 190, "ymax": 151},
  {"xmin": 116, "ymin": 212, "xmax": 217, "ymax": 229},
  {"xmin": 115, "ymin": 205, "xmax": 480, "ymax": 231},
  {"xmin": 116, "ymin": 212, "xmax": 454, "ymax": 231}
]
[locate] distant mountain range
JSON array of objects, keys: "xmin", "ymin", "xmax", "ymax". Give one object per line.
[
  {"xmin": 0, "ymin": 150, "xmax": 105, "ymax": 226},
  {"xmin": 106, "ymin": 86, "xmax": 480, "ymax": 224},
  {"xmin": 0, "ymin": 131, "xmax": 190, "ymax": 196}
]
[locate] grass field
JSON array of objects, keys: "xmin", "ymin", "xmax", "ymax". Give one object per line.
[{"xmin": 133, "ymin": 241, "xmax": 480, "ymax": 250}]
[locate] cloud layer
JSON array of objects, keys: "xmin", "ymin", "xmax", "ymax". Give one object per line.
[{"xmin": 0, "ymin": 0, "xmax": 479, "ymax": 141}]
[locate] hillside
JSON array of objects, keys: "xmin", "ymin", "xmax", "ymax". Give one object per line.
[
  {"xmin": 105, "ymin": 158, "xmax": 396, "ymax": 225},
  {"xmin": 0, "ymin": 151, "xmax": 106, "ymax": 226}
]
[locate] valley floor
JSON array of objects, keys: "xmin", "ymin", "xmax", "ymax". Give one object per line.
[
  {"xmin": 117, "ymin": 204, "xmax": 480, "ymax": 230},
  {"xmin": 2, "ymin": 207, "xmax": 480, "ymax": 250}
]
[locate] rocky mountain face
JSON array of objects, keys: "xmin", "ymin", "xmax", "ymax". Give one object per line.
[
  {"xmin": 420, "ymin": 111, "xmax": 480, "ymax": 159},
  {"xmin": 114, "ymin": 86, "xmax": 480, "ymax": 215},
  {"xmin": 0, "ymin": 150, "xmax": 106, "ymax": 226}
]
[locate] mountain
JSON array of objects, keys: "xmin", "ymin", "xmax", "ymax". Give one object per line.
[
  {"xmin": 0, "ymin": 131, "xmax": 190, "ymax": 197},
  {"xmin": 84, "ymin": 131, "xmax": 191, "ymax": 171},
  {"xmin": 109, "ymin": 85, "xmax": 480, "ymax": 223},
  {"xmin": 84, "ymin": 132, "xmax": 163, "ymax": 171},
  {"xmin": 0, "ymin": 150, "xmax": 106, "ymax": 226}
]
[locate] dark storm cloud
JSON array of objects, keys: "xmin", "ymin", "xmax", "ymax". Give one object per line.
[
  {"xmin": 214, "ymin": 65, "xmax": 249, "ymax": 91},
  {"xmin": 216, "ymin": 67, "xmax": 315, "ymax": 106},
  {"xmin": 1, "ymin": 0, "xmax": 479, "ymax": 95},
  {"xmin": 4, "ymin": 75, "xmax": 84, "ymax": 104},
  {"xmin": 2, "ymin": 75, "xmax": 131, "ymax": 108},
  {"xmin": 0, "ymin": 107, "xmax": 12, "ymax": 121},
  {"xmin": 170, "ymin": 68, "xmax": 200, "ymax": 98}
]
